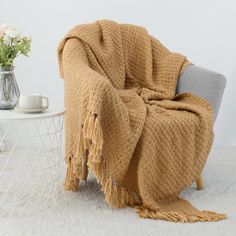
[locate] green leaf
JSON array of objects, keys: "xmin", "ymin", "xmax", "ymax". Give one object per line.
[{"xmin": 0, "ymin": 36, "xmax": 31, "ymax": 67}]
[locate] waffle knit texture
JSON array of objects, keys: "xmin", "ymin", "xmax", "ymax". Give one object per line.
[{"xmin": 58, "ymin": 20, "xmax": 226, "ymax": 222}]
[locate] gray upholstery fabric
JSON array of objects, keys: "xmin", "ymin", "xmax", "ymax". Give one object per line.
[{"xmin": 177, "ymin": 65, "xmax": 227, "ymax": 121}]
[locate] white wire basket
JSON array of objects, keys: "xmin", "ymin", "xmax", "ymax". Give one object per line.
[{"xmin": 0, "ymin": 110, "xmax": 64, "ymax": 216}]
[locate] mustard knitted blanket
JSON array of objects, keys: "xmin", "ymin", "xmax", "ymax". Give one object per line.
[{"xmin": 58, "ymin": 20, "xmax": 226, "ymax": 222}]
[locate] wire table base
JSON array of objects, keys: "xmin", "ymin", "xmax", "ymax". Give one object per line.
[{"xmin": 0, "ymin": 110, "xmax": 64, "ymax": 216}]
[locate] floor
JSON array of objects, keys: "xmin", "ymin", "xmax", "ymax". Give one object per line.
[{"xmin": 0, "ymin": 147, "xmax": 235, "ymax": 236}]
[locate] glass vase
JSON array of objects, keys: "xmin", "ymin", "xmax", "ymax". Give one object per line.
[{"xmin": 0, "ymin": 66, "xmax": 20, "ymax": 110}]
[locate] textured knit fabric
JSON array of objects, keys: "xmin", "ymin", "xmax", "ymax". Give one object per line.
[{"xmin": 58, "ymin": 20, "xmax": 226, "ymax": 222}]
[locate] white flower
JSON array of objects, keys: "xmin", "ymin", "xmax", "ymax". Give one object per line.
[
  {"xmin": 5, "ymin": 27, "xmax": 21, "ymax": 39},
  {"xmin": 0, "ymin": 23, "xmax": 10, "ymax": 38},
  {"xmin": 3, "ymin": 35, "xmax": 11, "ymax": 45}
]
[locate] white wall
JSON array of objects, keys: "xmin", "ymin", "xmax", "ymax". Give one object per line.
[{"xmin": 1, "ymin": 0, "xmax": 236, "ymax": 146}]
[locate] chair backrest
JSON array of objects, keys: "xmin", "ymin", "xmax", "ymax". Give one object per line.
[{"xmin": 177, "ymin": 65, "xmax": 227, "ymax": 122}]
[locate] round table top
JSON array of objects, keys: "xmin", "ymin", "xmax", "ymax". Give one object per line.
[{"xmin": 0, "ymin": 108, "xmax": 65, "ymax": 121}]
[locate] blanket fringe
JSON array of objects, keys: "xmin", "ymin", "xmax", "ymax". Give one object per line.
[
  {"xmin": 71, "ymin": 112, "xmax": 104, "ymax": 183},
  {"xmin": 64, "ymin": 112, "xmax": 104, "ymax": 190},
  {"xmin": 134, "ymin": 206, "xmax": 227, "ymax": 223},
  {"xmin": 73, "ymin": 126, "xmax": 88, "ymax": 181},
  {"xmin": 64, "ymin": 159, "xmax": 80, "ymax": 191},
  {"xmin": 88, "ymin": 162, "xmax": 142, "ymax": 209},
  {"xmin": 83, "ymin": 112, "xmax": 103, "ymax": 163}
]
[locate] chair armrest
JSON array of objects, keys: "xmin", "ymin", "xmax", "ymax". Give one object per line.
[{"xmin": 176, "ymin": 65, "xmax": 227, "ymax": 121}]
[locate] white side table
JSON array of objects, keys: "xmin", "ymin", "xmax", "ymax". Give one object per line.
[{"xmin": 0, "ymin": 109, "xmax": 65, "ymax": 216}]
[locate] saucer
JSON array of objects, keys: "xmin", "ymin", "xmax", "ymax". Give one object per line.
[{"xmin": 14, "ymin": 106, "xmax": 48, "ymax": 113}]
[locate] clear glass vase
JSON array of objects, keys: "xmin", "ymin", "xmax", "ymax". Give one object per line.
[{"xmin": 0, "ymin": 66, "xmax": 20, "ymax": 110}]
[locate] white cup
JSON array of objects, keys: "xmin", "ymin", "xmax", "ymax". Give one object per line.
[{"xmin": 18, "ymin": 94, "xmax": 49, "ymax": 110}]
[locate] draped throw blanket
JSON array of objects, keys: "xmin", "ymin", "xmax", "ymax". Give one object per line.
[{"xmin": 58, "ymin": 20, "xmax": 226, "ymax": 222}]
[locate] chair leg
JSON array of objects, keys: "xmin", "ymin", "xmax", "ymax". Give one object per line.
[{"xmin": 196, "ymin": 175, "xmax": 204, "ymax": 190}]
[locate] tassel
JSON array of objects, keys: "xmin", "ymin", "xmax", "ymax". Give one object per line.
[
  {"xmin": 64, "ymin": 160, "xmax": 80, "ymax": 192},
  {"xmin": 80, "ymin": 151, "xmax": 89, "ymax": 180},
  {"xmin": 82, "ymin": 112, "xmax": 90, "ymax": 138},
  {"xmin": 65, "ymin": 111, "xmax": 105, "ymax": 191},
  {"xmin": 83, "ymin": 112, "xmax": 95, "ymax": 140},
  {"xmin": 90, "ymin": 115, "xmax": 103, "ymax": 163},
  {"xmin": 134, "ymin": 206, "xmax": 227, "ymax": 223},
  {"xmin": 73, "ymin": 125, "xmax": 89, "ymax": 181},
  {"xmin": 71, "ymin": 112, "xmax": 104, "ymax": 182},
  {"xmin": 87, "ymin": 115, "xmax": 95, "ymax": 139},
  {"xmin": 89, "ymin": 159, "xmax": 141, "ymax": 209},
  {"xmin": 83, "ymin": 137, "xmax": 91, "ymax": 150},
  {"xmin": 74, "ymin": 126, "xmax": 85, "ymax": 160}
]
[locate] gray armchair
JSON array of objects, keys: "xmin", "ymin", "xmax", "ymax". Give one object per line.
[{"xmin": 177, "ymin": 64, "xmax": 227, "ymax": 190}]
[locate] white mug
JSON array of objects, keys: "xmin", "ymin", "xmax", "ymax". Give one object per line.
[{"xmin": 18, "ymin": 94, "xmax": 49, "ymax": 110}]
